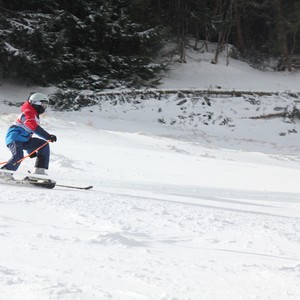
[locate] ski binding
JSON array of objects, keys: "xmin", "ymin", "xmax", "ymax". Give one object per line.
[{"xmin": 19, "ymin": 176, "xmax": 56, "ymax": 189}]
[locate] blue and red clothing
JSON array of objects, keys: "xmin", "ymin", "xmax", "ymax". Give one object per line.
[
  {"xmin": 6, "ymin": 101, "xmax": 50, "ymax": 145},
  {"xmin": 3, "ymin": 101, "xmax": 51, "ymax": 171}
]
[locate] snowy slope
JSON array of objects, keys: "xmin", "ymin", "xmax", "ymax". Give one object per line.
[
  {"xmin": 1, "ymin": 52, "xmax": 300, "ymax": 300},
  {"xmin": 160, "ymin": 45, "xmax": 300, "ymax": 92}
]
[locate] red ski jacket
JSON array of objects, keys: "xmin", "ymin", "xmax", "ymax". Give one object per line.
[{"xmin": 5, "ymin": 101, "xmax": 50, "ymax": 145}]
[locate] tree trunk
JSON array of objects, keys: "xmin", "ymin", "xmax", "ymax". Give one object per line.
[
  {"xmin": 233, "ymin": 0, "xmax": 245, "ymax": 54},
  {"xmin": 273, "ymin": 0, "xmax": 292, "ymax": 71},
  {"xmin": 176, "ymin": 0, "xmax": 187, "ymax": 63}
]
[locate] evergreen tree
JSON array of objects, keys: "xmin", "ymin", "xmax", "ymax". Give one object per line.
[{"xmin": 0, "ymin": 0, "xmax": 165, "ymax": 88}]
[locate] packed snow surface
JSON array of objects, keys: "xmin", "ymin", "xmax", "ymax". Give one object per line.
[{"xmin": 0, "ymin": 52, "xmax": 300, "ymax": 300}]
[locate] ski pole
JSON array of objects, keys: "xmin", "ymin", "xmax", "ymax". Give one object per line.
[{"xmin": 14, "ymin": 140, "xmax": 50, "ymax": 165}]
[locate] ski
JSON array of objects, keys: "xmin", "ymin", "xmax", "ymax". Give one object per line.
[
  {"xmin": 26, "ymin": 171, "xmax": 93, "ymax": 190},
  {"xmin": 0, "ymin": 176, "xmax": 56, "ymax": 189},
  {"xmin": 56, "ymin": 184, "xmax": 93, "ymax": 190},
  {"xmin": 0, "ymin": 178, "xmax": 93, "ymax": 190},
  {"xmin": 23, "ymin": 176, "xmax": 56, "ymax": 189},
  {"xmin": 1, "ymin": 171, "xmax": 92, "ymax": 190}
]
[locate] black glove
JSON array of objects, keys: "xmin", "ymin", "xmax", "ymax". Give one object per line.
[
  {"xmin": 48, "ymin": 134, "xmax": 57, "ymax": 142},
  {"xmin": 29, "ymin": 152, "xmax": 37, "ymax": 158}
]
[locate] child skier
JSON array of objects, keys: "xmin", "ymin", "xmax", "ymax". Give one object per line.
[{"xmin": 1, "ymin": 93, "xmax": 57, "ymax": 178}]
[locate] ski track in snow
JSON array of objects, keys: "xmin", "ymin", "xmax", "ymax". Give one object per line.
[{"xmin": 0, "ymin": 182, "xmax": 300, "ymax": 300}]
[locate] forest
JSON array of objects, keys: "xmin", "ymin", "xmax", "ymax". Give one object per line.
[{"xmin": 0, "ymin": 0, "xmax": 300, "ymax": 91}]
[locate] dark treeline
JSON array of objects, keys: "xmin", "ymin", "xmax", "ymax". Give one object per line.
[
  {"xmin": 151, "ymin": 0, "xmax": 300, "ymax": 71},
  {"xmin": 0, "ymin": 0, "xmax": 300, "ymax": 90}
]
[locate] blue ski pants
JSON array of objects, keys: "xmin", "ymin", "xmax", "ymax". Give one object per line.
[{"xmin": 4, "ymin": 138, "xmax": 50, "ymax": 171}]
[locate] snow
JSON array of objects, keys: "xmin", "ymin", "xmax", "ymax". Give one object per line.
[
  {"xmin": 1, "ymin": 50, "xmax": 300, "ymax": 300},
  {"xmin": 160, "ymin": 46, "xmax": 300, "ymax": 92}
]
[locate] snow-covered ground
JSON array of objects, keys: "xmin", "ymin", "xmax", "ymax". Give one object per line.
[
  {"xmin": 160, "ymin": 45, "xmax": 300, "ymax": 92},
  {"xmin": 0, "ymin": 51, "xmax": 300, "ymax": 300}
]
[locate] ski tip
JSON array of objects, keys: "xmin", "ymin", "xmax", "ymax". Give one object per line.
[{"xmin": 55, "ymin": 184, "xmax": 93, "ymax": 190}]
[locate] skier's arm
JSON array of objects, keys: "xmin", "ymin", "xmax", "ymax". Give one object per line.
[
  {"xmin": 35, "ymin": 126, "xmax": 57, "ymax": 142},
  {"xmin": 35, "ymin": 125, "xmax": 51, "ymax": 140}
]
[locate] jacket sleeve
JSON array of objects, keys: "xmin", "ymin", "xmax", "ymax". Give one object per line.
[{"xmin": 35, "ymin": 125, "xmax": 51, "ymax": 140}]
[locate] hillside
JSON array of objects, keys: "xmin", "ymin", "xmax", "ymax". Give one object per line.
[{"xmin": 0, "ymin": 52, "xmax": 300, "ymax": 300}]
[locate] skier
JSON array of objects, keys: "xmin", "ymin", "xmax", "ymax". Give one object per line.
[{"xmin": 0, "ymin": 93, "xmax": 57, "ymax": 179}]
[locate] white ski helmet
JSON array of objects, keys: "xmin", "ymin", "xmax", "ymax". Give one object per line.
[{"xmin": 28, "ymin": 93, "xmax": 49, "ymax": 105}]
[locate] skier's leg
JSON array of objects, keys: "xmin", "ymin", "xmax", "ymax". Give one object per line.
[
  {"xmin": 23, "ymin": 138, "xmax": 50, "ymax": 169},
  {"xmin": 2, "ymin": 141, "xmax": 24, "ymax": 171}
]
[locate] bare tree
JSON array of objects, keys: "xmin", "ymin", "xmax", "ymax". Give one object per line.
[
  {"xmin": 233, "ymin": 0, "xmax": 245, "ymax": 54},
  {"xmin": 175, "ymin": 0, "xmax": 191, "ymax": 63},
  {"xmin": 273, "ymin": 0, "xmax": 292, "ymax": 71},
  {"xmin": 211, "ymin": 0, "xmax": 234, "ymax": 65}
]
